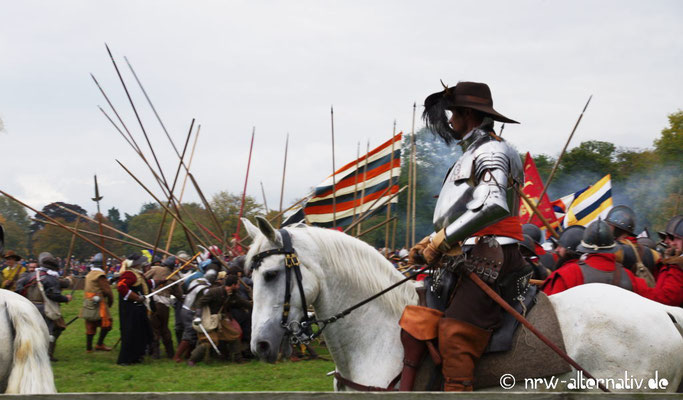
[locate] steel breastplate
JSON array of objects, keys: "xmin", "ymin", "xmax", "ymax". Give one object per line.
[
  {"xmin": 184, "ymin": 280, "xmax": 209, "ymax": 308},
  {"xmin": 432, "ymin": 129, "xmax": 523, "ymax": 236}
]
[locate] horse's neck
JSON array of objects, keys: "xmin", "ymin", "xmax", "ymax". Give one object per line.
[{"xmin": 312, "ymin": 269, "xmax": 412, "ymax": 387}]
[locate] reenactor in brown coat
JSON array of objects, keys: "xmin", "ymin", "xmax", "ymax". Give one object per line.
[
  {"xmin": 144, "ymin": 256, "xmax": 183, "ymax": 358},
  {"xmin": 81, "ymin": 253, "xmax": 114, "ymax": 352}
]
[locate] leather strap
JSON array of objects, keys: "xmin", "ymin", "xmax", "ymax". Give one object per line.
[{"xmin": 334, "ymin": 372, "xmax": 401, "ymax": 392}]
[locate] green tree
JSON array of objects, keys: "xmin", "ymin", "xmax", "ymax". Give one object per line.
[
  {"xmin": 654, "ymin": 110, "xmax": 683, "ymax": 165},
  {"xmin": 0, "ymin": 197, "xmax": 30, "ymax": 255},
  {"xmin": 29, "ymin": 202, "xmax": 87, "ymax": 233},
  {"xmin": 211, "ymin": 192, "xmax": 264, "ymax": 241},
  {"xmin": 0, "ymin": 215, "xmax": 29, "ymax": 256},
  {"xmin": 107, "ymin": 207, "xmax": 126, "ymax": 232}
]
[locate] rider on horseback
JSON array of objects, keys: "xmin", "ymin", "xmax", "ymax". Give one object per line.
[{"xmin": 404, "ymin": 81, "xmax": 526, "ymax": 392}]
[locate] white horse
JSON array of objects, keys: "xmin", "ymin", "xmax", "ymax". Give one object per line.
[
  {"xmin": 243, "ymin": 217, "xmax": 683, "ymax": 392},
  {"xmin": 0, "ymin": 289, "xmax": 57, "ymax": 394}
]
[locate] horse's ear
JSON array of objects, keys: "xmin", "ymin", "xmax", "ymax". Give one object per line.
[
  {"xmin": 255, "ymin": 216, "xmax": 281, "ymax": 244},
  {"xmin": 242, "ymin": 218, "xmax": 260, "ymax": 240}
]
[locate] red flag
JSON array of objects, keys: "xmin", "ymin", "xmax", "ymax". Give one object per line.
[{"xmin": 520, "ymin": 153, "xmax": 558, "ymax": 228}]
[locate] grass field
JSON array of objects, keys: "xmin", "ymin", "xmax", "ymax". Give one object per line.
[{"xmin": 52, "ymin": 290, "xmax": 336, "ymax": 392}]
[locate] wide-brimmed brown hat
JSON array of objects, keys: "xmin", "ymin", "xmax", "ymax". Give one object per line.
[
  {"xmin": 423, "ymin": 81, "xmax": 518, "ymax": 144},
  {"xmin": 3, "ymin": 250, "xmax": 22, "ymax": 261}
]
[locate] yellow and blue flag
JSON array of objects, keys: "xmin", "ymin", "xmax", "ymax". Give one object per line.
[{"xmin": 563, "ymin": 174, "xmax": 613, "ymax": 228}]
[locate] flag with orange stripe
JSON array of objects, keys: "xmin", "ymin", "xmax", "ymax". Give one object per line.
[{"xmin": 304, "ymin": 133, "xmax": 402, "ymax": 227}]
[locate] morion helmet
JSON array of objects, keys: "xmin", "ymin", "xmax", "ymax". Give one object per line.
[
  {"xmin": 522, "ymin": 224, "xmax": 543, "ymax": 244},
  {"xmin": 577, "ymin": 219, "xmax": 617, "ymax": 254},
  {"xmin": 605, "ymin": 205, "xmax": 636, "ymax": 236},
  {"xmin": 659, "ymin": 215, "xmax": 683, "ymax": 240},
  {"xmin": 38, "ymin": 251, "xmax": 60, "ymax": 270},
  {"xmin": 557, "ymin": 225, "xmax": 586, "ymax": 252}
]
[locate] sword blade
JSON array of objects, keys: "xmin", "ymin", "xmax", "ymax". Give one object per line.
[{"xmin": 199, "ymin": 323, "xmax": 221, "ymax": 355}]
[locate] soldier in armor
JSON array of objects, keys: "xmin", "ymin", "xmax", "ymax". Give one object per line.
[
  {"xmin": 188, "ymin": 274, "xmax": 250, "ymax": 365},
  {"xmin": 651, "ymin": 216, "xmax": 683, "ymax": 306},
  {"xmin": 172, "ymin": 251, "xmax": 191, "ymax": 344},
  {"xmin": 173, "ymin": 267, "xmax": 217, "ymax": 362},
  {"xmin": 605, "ymin": 205, "xmax": 659, "ymax": 286},
  {"xmin": 15, "ymin": 251, "xmax": 72, "ymax": 361},
  {"xmin": 552, "ymin": 225, "xmax": 585, "ymax": 270},
  {"xmin": 541, "ymin": 219, "xmax": 668, "ymax": 301},
  {"xmin": 115, "ymin": 252, "xmax": 158, "ymax": 365},
  {"xmin": 403, "ymin": 81, "xmax": 527, "ymax": 391},
  {"xmin": 519, "ymin": 234, "xmax": 550, "ymax": 280},
  {"xmin": 522, "ymin": 224, "xmax": 556, "ymax": 270},
  {"xmin": 658, "ymin": 215, "xmax": 683, "ymax": 257},
  {"xmin": 144, "ymin": 256, "xmax": 182, "ymax": 358},
  {"xmin": 82, "ymin": 253, "xmax": 114, "ymax": 353}
]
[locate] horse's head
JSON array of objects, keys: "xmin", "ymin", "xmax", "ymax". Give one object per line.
[{"xmin": 243, "ymin": 216, "xmax": 321, "ymax": 363}]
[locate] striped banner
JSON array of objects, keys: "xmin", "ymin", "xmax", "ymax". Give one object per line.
[
  {"xmin": 563, "ymin": 174, "xmax": 613, "ymax": 228},
  {"xmin": 304, "ymin": 133, "xmax": 402, "ymax": 227}
]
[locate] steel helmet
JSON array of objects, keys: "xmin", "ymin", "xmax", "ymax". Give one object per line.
[
  {"xmin": 558, "ymin": 225, "xmax": 586, "ymax": 252},
  {"xmin": 577, "ymin": 219, "xmax": 617, "ymax": 254},
  {"xmin": 522, "ymin": 224, "xmax": 543, "ymax": 244},
  {"xmin": 605, "ymin": 205, "xmax": 636, "ymax": 235},
  {"xmin": 659, "ymin": 215, "xmax": 683, "ymax": 240}
]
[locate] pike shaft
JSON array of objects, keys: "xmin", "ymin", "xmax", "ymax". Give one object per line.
[
  {"xmin": 166, "ymin": 126, "xmax": 201, "ymax": 253},
  {"xmin": 529, "ymin": 95, "xmax": 592, "ymax": 223},
  {"xmin": 0, "ymin": 192, "xmax": 122, "ymax": 261},
  {"xmin": 105, "ymin": 44, "xmax": 169, "ymax": 187},
  {"xmin": 32, "ymin": 218, "xmax": 175, "ymax": 257},
  {"xmin": 235, "ymin": 128, "xmax": 255, "ymax": 238},
  {"xmin": 152, "ymin": 119, "xmax": 196, "ymax": 254},
  {"xmin": 330, "ymin": 107, "xmax": 337, "ymax": 228},
  {"xmin": 279, "ymin": 133, "xmax": 289, "ymax": 214}
]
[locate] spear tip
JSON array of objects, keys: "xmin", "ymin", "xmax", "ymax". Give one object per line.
[
  {"xmin": 104, "ymin": 45, "xmax": 114, "ymax": 61},
  {"xmin": 413, "ymin": 101, "xmax": 416, "ymax": 108}
]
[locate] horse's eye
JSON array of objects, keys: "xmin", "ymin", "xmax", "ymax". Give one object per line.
[{"xmin": 264, "ymin": 270, "xmax": 278, "ymax": 282}]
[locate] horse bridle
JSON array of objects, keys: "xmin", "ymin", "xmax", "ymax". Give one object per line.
[
  {"xmin": 250, "ymin": 229, "xmax": 316, "ymax": 344},
  {"xmin": 250, "ymin": 229, "xmax": 429, "ymax": 345}
]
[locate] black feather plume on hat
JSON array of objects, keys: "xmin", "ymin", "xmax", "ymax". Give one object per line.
[{"xmin": 423, "ymin": 90, "xmax": 457, "ymax": 145}]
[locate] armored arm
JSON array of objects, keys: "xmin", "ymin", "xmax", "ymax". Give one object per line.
[{"xmin": 440, "ymin": 145, "xmax": 514, "ymax": 248}]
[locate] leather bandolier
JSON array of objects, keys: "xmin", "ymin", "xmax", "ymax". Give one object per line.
[{"xmin": 616, "ymin": 240, "xmax": 657, "ymax": 287}]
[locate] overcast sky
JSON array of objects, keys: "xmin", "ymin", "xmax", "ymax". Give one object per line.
[{"xmin": 1, "ymin": 0, "xmax": 681, "ymax": 217}]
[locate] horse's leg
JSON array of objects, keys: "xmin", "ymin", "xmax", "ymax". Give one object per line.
[{"xmin": 0, "ymin": 300, "xmax": 13, "ymax": 393}]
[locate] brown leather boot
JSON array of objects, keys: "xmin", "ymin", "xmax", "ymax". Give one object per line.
[
  {"xmin": 398, "ymin": 329, "xmax": 427, "ymax": 391},
  {"xmin": 438, "ymin": 318, "xmax": 491, "ymax": 391},
  {"xmin": 173, "ymin": 340, "xmax": 192, "ymax": 363}
]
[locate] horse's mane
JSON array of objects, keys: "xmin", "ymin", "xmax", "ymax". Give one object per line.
[{"xmin": 250, "ymin": 225, "xmax": 417, "ymax": 318}]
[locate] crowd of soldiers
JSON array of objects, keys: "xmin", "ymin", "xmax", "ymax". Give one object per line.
[
  {"xmin": 1, "ymin": 246, "xmax": 256, "ymax": 366},
  {"xmin": 524, "ymin": 207, "xmax": 682, "ymax": 306}
]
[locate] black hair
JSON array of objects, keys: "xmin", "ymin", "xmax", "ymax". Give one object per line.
[{"xmin": 224, "ymin": 274, "xmax": 238, "ymax": 286}]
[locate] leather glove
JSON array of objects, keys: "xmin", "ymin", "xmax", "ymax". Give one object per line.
[
  {"xmin": 409, "ymin": 236, "xmax": 431, "ymax": 265},
  {"xmin": 423, "ymin": 229, "xmax": 457, "ymax": 266}
]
